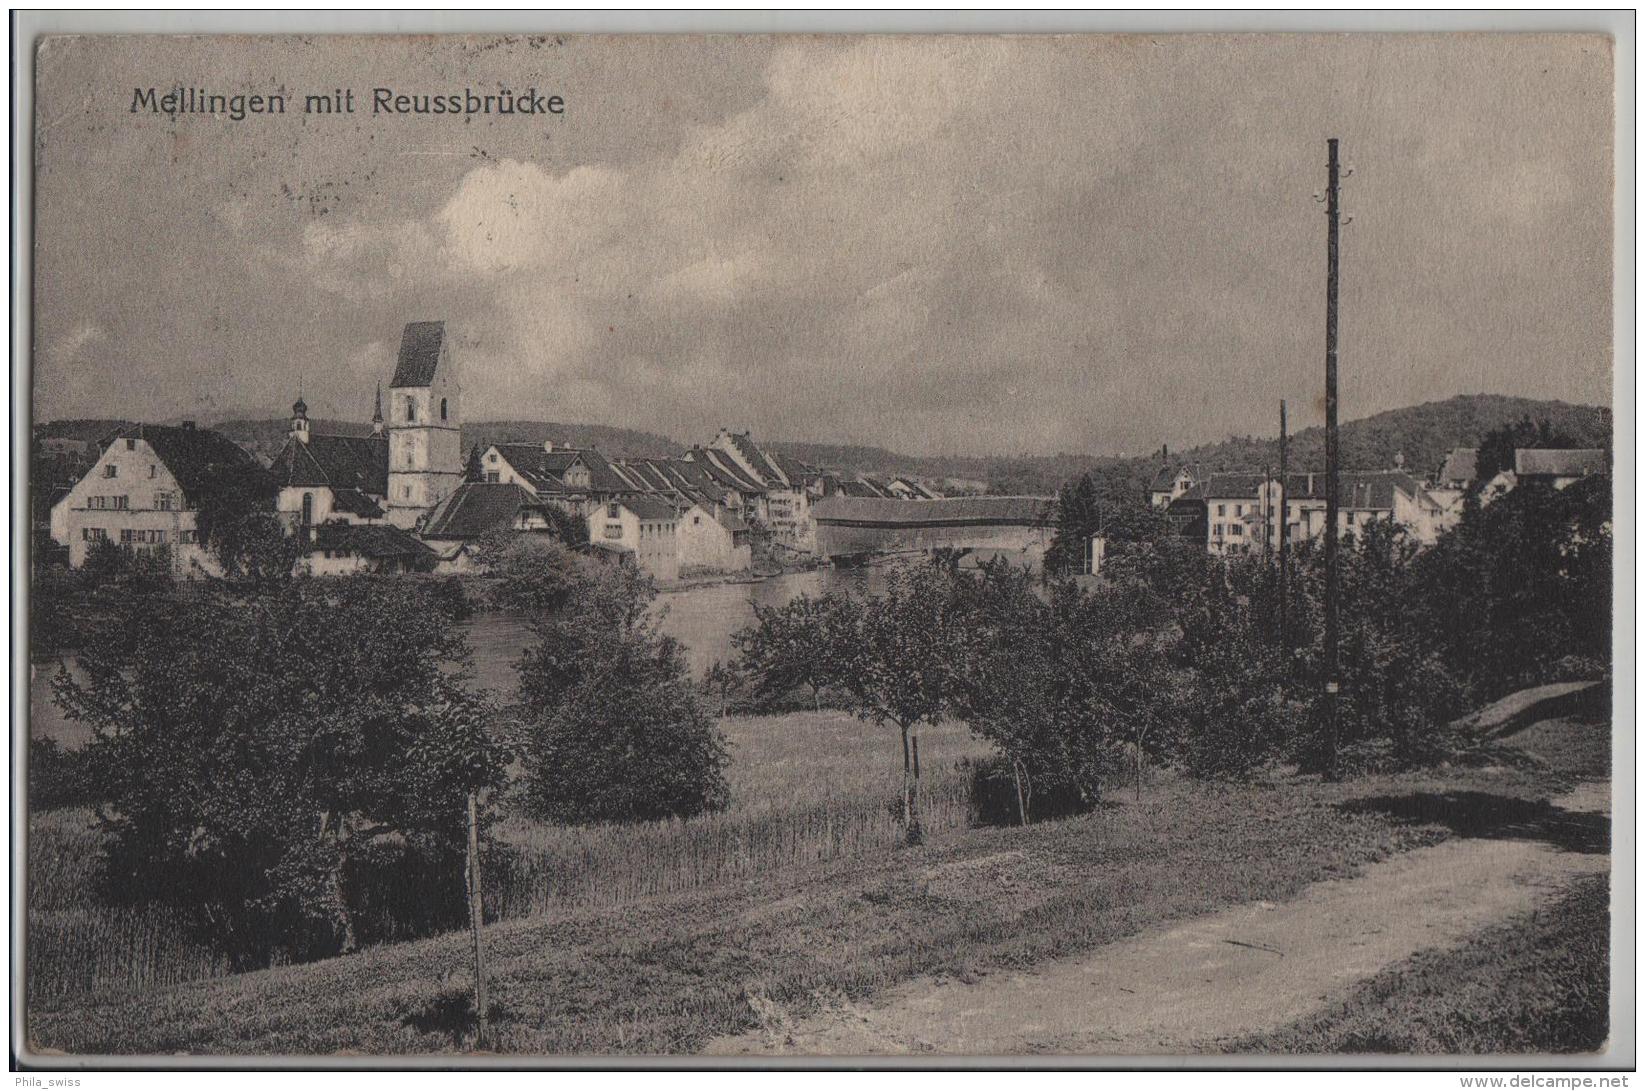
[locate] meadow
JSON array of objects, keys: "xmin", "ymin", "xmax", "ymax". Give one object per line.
[{"xmin": 26, "ymin": 709, "xmax": 992, "ymax": 1003}]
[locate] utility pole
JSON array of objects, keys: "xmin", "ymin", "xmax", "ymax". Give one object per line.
[
  {"xmin": 1278, "ymin": 398, "xmax": 1289, "ymax": 652},
  {"xmin": 1322, "ymin": 138, "xmax": 1343, "ymax": 781},
  {"xmin": 466, "ymin": 791, "xmax": 490, "ymax": 1049}
]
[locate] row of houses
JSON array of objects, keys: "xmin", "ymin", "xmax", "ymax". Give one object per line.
[
  {"xmin": 45, "ymin": 320, "xmax": 948, "ymax": 582},
  {"xmin": 1145, "ymin": 445, "xmax": 1608, "ymax": 558}
]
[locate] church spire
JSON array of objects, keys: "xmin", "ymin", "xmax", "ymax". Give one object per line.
[{"xmin": 372, "ymin": 382, "xmax": 384, "ymax": 435}]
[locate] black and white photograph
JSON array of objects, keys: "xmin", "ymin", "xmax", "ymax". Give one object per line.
[{"xmin": 13, "ymin": 18, "xmax": 1630, "ymax": 1070}]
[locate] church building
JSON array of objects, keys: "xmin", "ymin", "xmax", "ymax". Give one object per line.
[{"xmin": 387, "ymin": 320, "xmax": 464, "ymax": 530}]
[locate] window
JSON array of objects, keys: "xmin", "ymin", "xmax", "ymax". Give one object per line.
[
  {"xmin": 113, "ymin": 496, "xmax": 129, "ymax": 510},
  {"xmin": 179, "ymin": 530, "xmax": 198, "ymax": 544},
  {"xmin": 120, "ymin": 529, "xmax": 135, "ymax": 543},
  {"xmin": 440, "ymin": 398, "xmax": 448, "ymax": 421},
  {"xmin": 156, "ymin": 492, "xmax": 175, "ymax": 511},
  {"xmin": 607, "ymin": 503, "xmax": 620, "ymax": 519},
  {"xmin": 1215, "ymin": 504, "xmax": 1225, "ymax": 517},
  {"xmin": 104, "ymin": 464, "xmax": 118, "ymax": 479},
  {"xmin": 488, "ymin": 453, "xmax": 498, "ymax": 464},
  {"xmin": 403, "ymin": 485, "xmax": 412, "ymax": 499},
  {"xmin": 1235, "ymin": 504, "xmax": 1244, "ymax": 516},
  {"xmin": 693, "ymin": 515, "xmax": 701, "ymax": 525},
  {"xmin": 405, "ymin": 397, "xmax": 417, "ymax": 422},
  {"xmin": 125, "ymin": 439, "xmax": 136, "ymax": 451},
  {"xmin": 484, "ymin": 472, "xmax": 499, "ymax": 484},
  {"xmin": 82, "ymin": 527, "xmax": 106, "ymax": 541},
  {"xmin": 148, "ymin": 465, "xmax": 157, "ymax": 479},
  {"xmin": 1230, "ymin": 524, "xmax": 1243, "ymax": 537},
  {"xmin": 301, "ymin": 493, "xmax": 314, "ymax": 525},
  {"xmin": 603, "ymin": 524, "xmax": 623, "ymax": 540}
]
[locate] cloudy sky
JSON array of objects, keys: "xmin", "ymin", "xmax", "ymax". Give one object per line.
[{"xmin": 33, "ymin": 34, "xmax": 1613, "ymax": 456}]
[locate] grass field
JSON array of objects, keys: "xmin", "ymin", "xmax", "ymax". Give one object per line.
[
  {"xmin": 27, "ymin": 711, "xmax": 991, "ymax": 1003},
  {"xmin": 27, "ymin": 690, "xmax": 1610, "ymax": 1056}
]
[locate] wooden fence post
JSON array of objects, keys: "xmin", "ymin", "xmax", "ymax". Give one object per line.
[{"xmin": 466, "ymin": 791, "xmax": 489, "ymax": 1050}]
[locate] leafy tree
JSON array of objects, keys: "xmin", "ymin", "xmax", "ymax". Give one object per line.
[
  {"xmin": 701, "ymin": 659, "xmax": 744, "ymax": 717},
  {"xmin": 833, "ymin": 561, "xmax": 962, "ymax": 844},
  {"xmin": 53, "ymin": 577, "xmax": 505, "ymax": 967},
  {"xmin": 732, "ymin": 593, "xmax": 855, "ymax": 711},
  {"xmin": 464, "ymin": 444, "xmax": 485, "ymax": 483},
  {"xmin": 470, "ymin": 530, "xmax": 583, "ymax": 615},
  {"xmin": 513, "ymin": 561, "xmax": 729, "ymax": 824}
]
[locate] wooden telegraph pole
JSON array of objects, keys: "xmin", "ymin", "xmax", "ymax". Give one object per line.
[
  {"xmin": 466, "ymin": 791, "xmax": 490, "ymax": 1049},
  {"xmin": 1278, "ymin": 398, "xmax": 1289, "ymax": 650},
  {"xmin": 1322, "ymin": 138, "xmax": 1343, "ymax": 781}
]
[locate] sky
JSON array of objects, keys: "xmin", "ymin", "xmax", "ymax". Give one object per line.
[{"xmin": 32, "ymin": 34, "xmax": 1614, "ymax": 457}]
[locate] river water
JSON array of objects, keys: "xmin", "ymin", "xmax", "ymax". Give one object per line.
[
  {"xmin": 465, "ymin": 566, "xmax": 889, "ymax": 698},
  {"xmin": 30, "ymin": 567, "xmax": 889, "ymax": 746}
]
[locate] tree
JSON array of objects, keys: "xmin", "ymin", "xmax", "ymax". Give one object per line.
[
  {"xmin": 464, "ymin": 444, "xmax": 485, "ymax": 483},
  {"xmin": 700, "ymin": 659, "xmax": 744, "ymax": 717},
  {"xmin": 54, "ymin": 576, "xmax": 506, "ymax": 968},
  {"xmin": 470, "ymin": 530, "xmax": 583, "ymax": 615},
  {"xmin": 732, "ymin": 593, "xmax": 854, "ymax": 711},
  {"xmin": 834, "ymin": 561, "xmax": 961, "ymax": 844},
  {"xmin": 514, "ymin": 560, "xmax": 729, "ymax": 824},
  {"xmin": 1046, "ymin": 474, "xmax": 1101, "ymax": 575}
]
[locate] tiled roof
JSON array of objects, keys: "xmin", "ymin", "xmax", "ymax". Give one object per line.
[
  {"xmin": 330, "ymin": 488, "xmax": 385, "ymax": 519},
  {"xmin": 391, "ymin": 321, "xmax": 446, "ymax": 388},
  {"xmin": 722, "ymin": 432, "xmax": 789, "ymax": 487},
  {"xmin": 837, "ymin": 476, "xmax": 891, "ymax": 499},
  {"xmin": 619, "ymin": 496, "xmax": 681, "ymax": 522},
  {"xmin": 690, "ymin": 448, "xmax": 765, "ymax": 493},
  {"xmin": 312, "ymin": 522, "xmax": 435, "ymax": 559},
  {"xmin": 768, "ymin": 450, "xmax": 820, "ymax": 483},
  {"xmin": 493, "ymin": 443, "xmax": 587, "ymax": 494},
  {"xmin": 1438, "ymin": 447, "xmax": 1478, "ymax": 486},
  {"xmin": 571, "ymin": 447, "xmax": 633, "ymax": 493},
  {"xmin": 1514, "ymin": 448, "xmax": 1607, "ymax": 479},
  {"xmin": 813, "ymin": 495, "xmax": 1053, "ymax": 527},
  {"xmin": 421, "ymin": 482, "xmax": 539, "ymax": 540},
  {"xmin": 112, "ymin": 423, "xmax": 269, "ymax": 504},
  {"xmin": 271, "ymin": 433, "xmax": 389, "ymax": 496}
]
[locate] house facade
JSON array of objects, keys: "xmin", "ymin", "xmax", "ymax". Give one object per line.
[
  {"xmin": 590, "ymin": 497, "xmax": 681, "ymax": 582},
  {"xmin": 50, "ymin": 423, "xmax": 267, "ymax": 576}
]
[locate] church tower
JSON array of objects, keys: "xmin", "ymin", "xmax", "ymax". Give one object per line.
[{"xmin": 386, "ymin": 320, "xmax": 463, "ymax": 529}]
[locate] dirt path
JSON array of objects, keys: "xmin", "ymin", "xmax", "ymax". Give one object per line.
[{"xmin": 705, "ymin": 789, "xmax": 1609, "ymax": 1057}]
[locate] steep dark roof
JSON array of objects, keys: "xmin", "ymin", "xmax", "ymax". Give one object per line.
[
  {"xmin": 312, "ymin": 522, "xmax": 434, "ymax": 559},
  {"xmin": 421, "ymin": 482, "xmax": 539, "ymax": 540},
  {"xmin": 1514, "ymin": 448, "xmax": 1607, "ymax": 479},
  {"xmin": 391, "ymin": 321, "xmax": 446, "ymax": 388},
  {"xmin": 270, "ymin": 433, "xmax": 389, "ymax": 497},
  {"xmin": 692, "ymin": 448, "xmax": 765, "ymax": 493},
  {"xmin": 1148, "ymin": 464, "xmax": 1187, "ymax": 492},
  {"xmin": 724, "ymin": 432, "xmax": 788, "ymax": 487},
  {"xmin": 493, "ymin": 443, "xmax": 588, "ymax": 494},
  {"xmin": 768, "ymin": 450, "xmax": 820, "ymax": 483},
  {"xmin": 618, "ymin": 496, "xmax": 681, "ymax": 522},
  {"xmin": 1438, "ymin": 447, "xmax": 1478, "ymax": 487},
  {"xmin": 330, "ymin": 488, "xmax": 385, "ymax": 519},
  {"xmin": 113, "ymin": 424, "xmax": 268, "ymax": 503}
]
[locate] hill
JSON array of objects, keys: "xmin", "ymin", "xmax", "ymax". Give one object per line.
[
  {"xmin": 1154, "ymin": 395, "xmax": 1613, "ymax": 483},
  {"xmin": 772, "ymin": 395, "xmax": 1612, "ymax": 496}
]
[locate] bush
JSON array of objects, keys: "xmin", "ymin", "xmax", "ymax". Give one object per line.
[
  {"xmin": 515, "ymin": 562, "xmax": 730, "ymax": 825},
  {"xmin": 28, "ymin": 737, "xmax": 96, "ymax": 810},
  {"xmin": 967, "ymin": 756, "xmax": 1095, "ymax": 827}
]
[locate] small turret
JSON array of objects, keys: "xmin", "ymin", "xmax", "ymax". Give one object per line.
[
  {"xmin": 371, "ymin": 382, "xmax": 384, "ymax": 436},
  {"xmin": 291, "ymin": 394, "xmax": 310, "ymax": 444}
]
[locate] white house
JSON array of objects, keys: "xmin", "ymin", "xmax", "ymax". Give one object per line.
[
  {"xmin": 50, "ymin": 422, "xmax": 266, "ymax": 576},
  {"xmin": 675, "ymin": 500, "xmax": 752, "ymax": 575},
  {"xmin": 590, "ymin": 496, "xmax": 681, "ymax": 582}
]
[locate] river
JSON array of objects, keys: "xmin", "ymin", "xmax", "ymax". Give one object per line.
[
  {"xmin": 465, "ymin": 565, "xmax": 890, "ymax": 697},
  {"xmin": 30, "ymin": 567, "xmax": 889, "ymax": 746}
]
